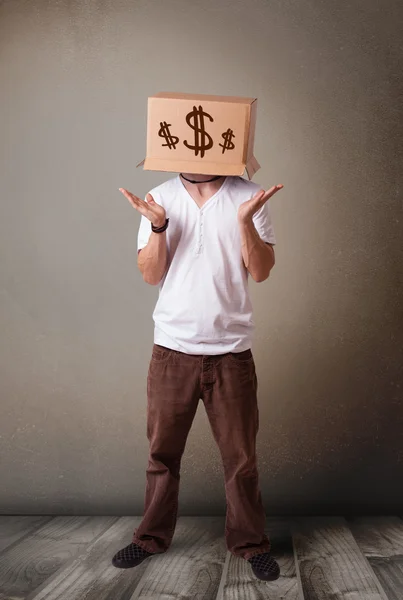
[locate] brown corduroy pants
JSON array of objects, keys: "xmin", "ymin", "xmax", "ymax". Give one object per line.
[{"xmin": 132, "ymin": 343, "xmax": 271, "ymax": 560}]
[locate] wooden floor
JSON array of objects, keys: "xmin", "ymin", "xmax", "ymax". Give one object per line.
[{"xmin": 1, "ymin": 515, "xmax": 403, "ymax": 599}]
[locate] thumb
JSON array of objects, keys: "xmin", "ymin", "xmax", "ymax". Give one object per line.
[{"xmin": 145, "ymin": 193, "xmax": 155, "ymax": 204}]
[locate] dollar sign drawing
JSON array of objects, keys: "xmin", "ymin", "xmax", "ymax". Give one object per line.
[
  {"xmin": 219, "ymin": 128, "xmax": 235, "ymax": 153},
  {"xmin": 158, "ymin": 121, "xmax": 179, "ymax": 149},
  {"xmin": 183, "ymin": 105, "xmax": 214, "ymax": 158}
]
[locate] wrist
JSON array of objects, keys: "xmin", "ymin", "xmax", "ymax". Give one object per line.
[
  {"xmin": 238, "ymin": 214, "xmax": 253, "ymax": 226},
  {"xmin": 151, "ymin": 216, "xmax": 169, "ymax": 233},
  {"xmin": 152, "ymin": 217, "xmax": 166, "ymax": 228}
]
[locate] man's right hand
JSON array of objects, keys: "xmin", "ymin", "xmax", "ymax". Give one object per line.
[{"xmin": 119, "ymin": 188, "xmax": 166, "ymax": 228}]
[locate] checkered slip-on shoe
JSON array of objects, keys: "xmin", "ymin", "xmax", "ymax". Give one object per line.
[
  {"xmin": 248, "ymin": 552, "xmax": 280, "ymax": 581},
  {"xmin": 112, "ymin": 542, "xmax": 155, "ymax": 568}
]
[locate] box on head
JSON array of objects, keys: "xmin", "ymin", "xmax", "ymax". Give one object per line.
[{"xmin": 136, "ymin": 91, "xmax": 261, "ymax": 180}]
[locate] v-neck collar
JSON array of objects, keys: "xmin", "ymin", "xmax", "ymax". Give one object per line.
[{"xmin": 177, "ymin": 174, "xmax": 230, "ymax": 212}]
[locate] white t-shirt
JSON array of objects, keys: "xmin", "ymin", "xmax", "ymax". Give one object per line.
[{"xmin": 137, "ymin": 175, "xmax": 276, "ymax": 355}]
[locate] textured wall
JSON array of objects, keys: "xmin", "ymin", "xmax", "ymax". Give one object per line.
[{"xmin": 0, "ymin": 0, "xmax": 402, "ymax": 515}]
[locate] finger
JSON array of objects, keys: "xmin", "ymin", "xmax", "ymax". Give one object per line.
[
  {"xmin": 119, "ymin": 188, "xmax": 147, "ymax": 209},
  {"xmin": 252, "ymin": 185, "xmax": 282, "ymax": 203},
  {"xmin": 268, "ymin": 184, "xmax": 284, "ymax": 195},
  {"xmin": 260, "ymin": 184, "xmax": 284, "ymax": 203},
  {"xmin": 252, "ymin": 189, "xmax": 266, "ymax": 201},
  {"xmin": 119, "ymin": 188, "xmax": 140, "ymax": 203}
]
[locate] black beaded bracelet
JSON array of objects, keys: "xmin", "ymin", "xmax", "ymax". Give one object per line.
[{"xmin": 151, "ymin": 218, "xmax": 169, "ymax": 233}]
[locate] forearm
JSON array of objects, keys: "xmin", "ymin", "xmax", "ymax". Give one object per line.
[
  {"xmin": 138, "ymin": 230, "xmax": 168, "ymax": 285},
  {"xmin": 238, "ymin": 217, "xmax": 275, "ymax": 282}
]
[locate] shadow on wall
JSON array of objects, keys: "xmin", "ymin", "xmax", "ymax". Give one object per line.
[{"xmin": 253, "ymin": 275, "xmax": 402, "ymax": 512}]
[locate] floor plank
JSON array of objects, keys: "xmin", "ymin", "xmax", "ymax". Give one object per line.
[
  {"xmin": 0, "ymin": 516, "xmax": 117, "ymax": 600},
  {"xmin": 220, "ymin": 518, "xmax": 301, "ymax": 600},
  {"xmin": 24, "ymin": 517, "xmax": 149, "ymax": 600},
  {"xmin": 0, "ymin": 516, "xmax": 52, "ymax": 552},
  {"xmin": 347, "ymin": 516, "xmax": 403, "ymax": 600},
  {"xmin": 129, "ymin": 516, "xmax": 227, "ymax": 600},
  {"xmin": 292, "ymin": 516, "xmax": 389, "ymax": 600}
]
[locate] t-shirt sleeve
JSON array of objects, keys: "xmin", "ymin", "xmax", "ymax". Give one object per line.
[
  {"xmin": 137, "ymin": 214, "xmax": 152, "ymax": 253},
  {"xmin": 252, "ymin": 200, "xmax": 276, "ymax": 245}
]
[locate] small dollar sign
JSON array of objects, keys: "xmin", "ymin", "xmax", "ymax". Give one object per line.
[
  {"xmin": 183, "ymin": 105, "xmax": 214, "ymax": 158},
  {"xmin": 219, "ymin": 128, "xmax": 235, "ymax": 154},
  {"xmin": 158, "ymin": 121, "xmax": 179, "ymax": 149}
]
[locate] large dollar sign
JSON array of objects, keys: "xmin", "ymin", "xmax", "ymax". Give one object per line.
[
  {"xmin": 158, "ymin": 121, "xmax": 179, "ymax": 149},
  {"xmin": 183, "ymin": 105, "xmax": 214, "ymax": 158},
  {"xmin": 219, "ymin": 128, "xmax": 235, "ymax": 153}
]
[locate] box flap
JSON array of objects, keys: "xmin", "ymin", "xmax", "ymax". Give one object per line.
[
  {"xmin": 141, "ymin": 157, "xmax": 246, "ymax": 176},
  {"xmin": 137, "ymin": 156, "xmax": 259, "ymax": 179},
  {"xmin": 245, "ymin": 155, "xmax": 261, "ymax": 179},
  {"xmin": 152, "ymin": 91, "xmax": 256, "ymax": 104}
]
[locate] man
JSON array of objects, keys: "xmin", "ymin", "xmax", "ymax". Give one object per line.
[{"xmin": 112, "ymin": 172, "xmax": 283, "ymax": 582}]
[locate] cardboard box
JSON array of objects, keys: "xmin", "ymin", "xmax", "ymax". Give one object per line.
[{"xmin": 136, "ymin": 92, "xmax": 260, "ymax": 179}]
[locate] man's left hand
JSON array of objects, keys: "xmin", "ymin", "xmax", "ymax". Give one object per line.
[{"xmin": 238, "ymin": 184, "xmax": 284, "ymax": 223}]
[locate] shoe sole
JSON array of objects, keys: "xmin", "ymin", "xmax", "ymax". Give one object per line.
[{"xmin": 251, "ymin": 566, "xmax": 280, "ymax": 581}]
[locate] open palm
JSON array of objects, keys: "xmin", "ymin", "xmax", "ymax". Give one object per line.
[
  {"xmin": 119, "ymin": 188, "xmax": 166, "ymax": 228},
  {"xmin": 238, "ymin": 184, "xmax": 283, "ymax": 222}
]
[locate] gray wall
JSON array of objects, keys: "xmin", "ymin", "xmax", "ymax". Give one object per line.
[{"xmin": 1, "ymin": 0, "xmax": 402, "ymax": 515}]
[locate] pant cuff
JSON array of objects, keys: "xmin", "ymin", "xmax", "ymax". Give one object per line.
[{"xmin": 132, "ymin": 536, "xmax": 158, "ymax": 554}]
